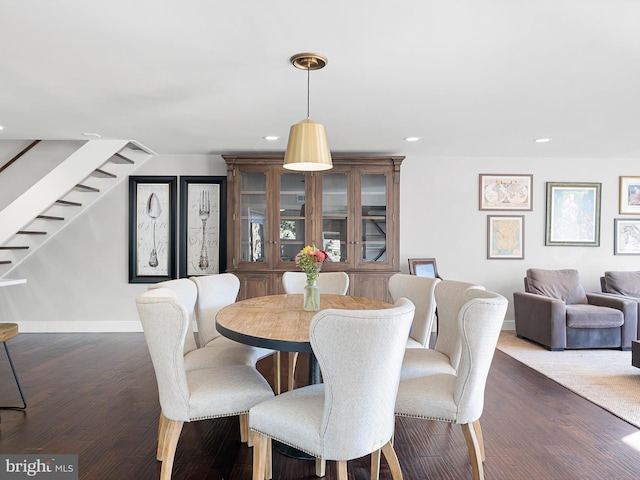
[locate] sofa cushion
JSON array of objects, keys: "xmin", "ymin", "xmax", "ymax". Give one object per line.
[
  {"xmin": 604, "ymin": 271, "xmax": 640, "ymax": 298},
  {"xmin": 526, "ymin": 268, "xmax": 588, "ymax": 305},
  {"xmin": 566, "ymin": 304, "xmax": 623, "ymax": 329}
]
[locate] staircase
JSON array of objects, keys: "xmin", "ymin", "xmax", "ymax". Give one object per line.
[{"xmin": 0, "ymin": 139, "xmax": 155, "ymax": 278}]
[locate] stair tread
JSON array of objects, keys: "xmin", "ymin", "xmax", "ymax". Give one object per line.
[
  {"xmin": 0, "ymin": 260, "xmax": 12, "ymax": 265},
  {"xmin": 93, "ymin": 168, "xmax": 117, "ymax": 178},
  {"xmin": 75, "ymin": 184, "xmax": 100, "ymax": 193},
  {"xmin": 111, "ymin": 152, "xmax": 134, "ymax": 164},
  {"xmin": 37, "ymin": 215, "xmax": 65, "ymax": 221},
  {"xmin": 56, "ymin": 200, "xmax": 82, "ymax": 207},
  {"xmin": 0, "ymin": 246, "xmax": 29, "ymax": 250},
  {"xmin": 17, "ymin": 230, "xmax": 47, "ymax": 235}
]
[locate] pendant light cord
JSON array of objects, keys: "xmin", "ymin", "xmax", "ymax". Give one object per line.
[{"xmin": 306, "ymin": 66, "xmax": 311, "ymax": 119}]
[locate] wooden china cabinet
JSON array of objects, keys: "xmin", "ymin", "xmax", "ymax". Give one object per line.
[{"xmin": 222, "ymin": 155, "xmax": 404, "ymax": 302}]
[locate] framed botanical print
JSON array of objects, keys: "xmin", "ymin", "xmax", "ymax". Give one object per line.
[
  {"xmin": 129, "ymin": 176, "xmax": 177, "ymax": 283},
  {"xmin": 614, "ymin": 218, "xmax": 640, "ymax": 255},
  {"xmin": 545, "ymin": 182, "xmax": 601, "ymax": 246},
  {"xmin": 487, "ymin": 215, "xmax": 525, "ymax": 259},
  {"xmin": 479, "ymin": 174, "xmax": 533, "ymax": 211},
  {"xmin": 179, "ymin": 176, "xmax": 227, "ymax": 277},
  {"xmin": 619, "ymin": 176, "xmax": 640, "ymax": 214}
]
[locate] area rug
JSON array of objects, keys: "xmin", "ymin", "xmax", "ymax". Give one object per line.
[{"xmin": 497, "ymin": 331, "xmax": 640, "ymax": 429}]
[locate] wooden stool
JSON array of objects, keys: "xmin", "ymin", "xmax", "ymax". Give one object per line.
[{"xmin": 0, "ymin": 323, "xmax": 27, "ymax": 422}]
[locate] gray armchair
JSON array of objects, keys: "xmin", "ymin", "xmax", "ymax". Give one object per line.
[
  {"xmin": 600, "ymin": 271, "xmax": 640, "ymax": 334},
  {"xmin": 514, "ymin": 268, "xmax": 637, "ymax": 351}
]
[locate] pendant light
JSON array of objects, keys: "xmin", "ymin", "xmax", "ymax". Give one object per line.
[{"xmin": 283, "ymin": 53, "xmax": 333, "ymax": 171}]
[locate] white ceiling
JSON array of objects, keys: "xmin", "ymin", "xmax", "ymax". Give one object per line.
[{"xmin": 1, "ymin": 0, "xmax": 639, "ymax": 159}]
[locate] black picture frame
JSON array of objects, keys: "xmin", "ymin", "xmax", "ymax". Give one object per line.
[
  {"xmin": 179, "ymin": 176, "xmax": 227, "ymax": 277},
  {"xmin": 128, "ymin": 176, "xmax": 177, "ymax": 283}
]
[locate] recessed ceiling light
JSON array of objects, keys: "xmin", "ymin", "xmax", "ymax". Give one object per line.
[
  {"xmin": 534, "ymin": 138, "xmax": 551, "ymax": 143},
  {"xmin": 264, "ymin": 135, "xmax": 280, "ymax": 141},
  {"xmin": 404, "ymin": 137, "xmax": 420, "ymax": 142},
  {"xmin": 83, "ymin": 132, "xmax": 101, "ymax": 138},
  {"xmin": 0, "ymin": 126, "xmax": 5, "ymax": 131}
]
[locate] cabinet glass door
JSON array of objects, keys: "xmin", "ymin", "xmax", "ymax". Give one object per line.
[
  {"xmin": 279, "ymin": 172, "xmax": 306, "ymax": 264},
  {"xmin": 360, "ymin": 174, "xmax": 387, "ymax": 262},
  {"xmin": 321, "ymin": 172, "xmax": 349, "ymax": 264},
  {"xmin": 239, "ymin": 172, "xmax": 267, "ymax": 263}
]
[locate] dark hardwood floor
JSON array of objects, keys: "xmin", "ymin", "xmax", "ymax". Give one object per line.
[{"xmin": 1, "ymin": 333, "xmax": 639, "ymax": 479}]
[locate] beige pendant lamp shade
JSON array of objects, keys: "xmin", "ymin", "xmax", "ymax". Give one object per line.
[
  {"xmin": 283, "ymin": 53, "xmax": 333, "ymax": 171},
  {"xmin": 284, "ymin": 118, "xmax": 332, "ymax": 171}
]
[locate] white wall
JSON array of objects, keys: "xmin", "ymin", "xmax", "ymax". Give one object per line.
[
  {"xmin": 400, "ymin": 156, "xmax": 640, "ymax": 327},
  {"xmin": 0, "ymin": 154, "xmax": 226, "ymax": 332},
  {"xmin": 1, "ymin": 153, "xmax": 639, "ymax": 331}
]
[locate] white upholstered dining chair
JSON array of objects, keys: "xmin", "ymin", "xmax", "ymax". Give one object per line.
[
  {"xmin": 148, "ymin": 279, "xmax": 256, "ymax": 371},
  {"xmin": 394, "ymin": 288, "xmax": 508, "ymax": 480},
  {"xmin": 249, "ymin": 298, "xmax": 414, "ymax": 480},
  {"xmin": 400, "ymin": 280, "xmax": 485, "ymax": 379},
  {"xmin": 281, "ymin": 271, "xmax": 350, "ymax": 295},
  {"xmin": 388, "ymin": 273, "xmax": 440, "ymax": 348},
  {"xmin": 281, "ymin": 271, "xmax": 350, "ymax": 391},
  {"xmin": 135, "ymin": 288, "xmax": 274, "ymax": 480},
  {"xmin": 190, "ymin": 273, "xmax": 280, "ymax": 393}
]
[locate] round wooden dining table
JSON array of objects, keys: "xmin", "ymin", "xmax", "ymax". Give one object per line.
[
  {"xmin": 217, "ymin": 293, "xmax": 394, "ymax": 460},
  {"xmin": 216, "ymin": 293, "xmax": 393, "ymax": 384}
]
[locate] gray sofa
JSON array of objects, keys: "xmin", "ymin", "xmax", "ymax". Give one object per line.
[{"xmin": 513, "ymin": 268, "xmax": 637, "ymax": 351}]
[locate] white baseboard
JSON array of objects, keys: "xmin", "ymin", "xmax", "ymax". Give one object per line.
[
  {"xmin": 15, "ymin": 319, "xmax": 516, "ymax": 334},
  {"xmin": 502, "ymin": 319, "xmax": 515, "ymax": 331},
  {"xmin": 15, "ymin": 321, "xmax": 143, "ymax": 333}
]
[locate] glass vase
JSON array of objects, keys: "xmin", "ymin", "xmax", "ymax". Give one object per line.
[{"xmin": 303, "ymin": 279, "xmax": 320, "ymax": 311}]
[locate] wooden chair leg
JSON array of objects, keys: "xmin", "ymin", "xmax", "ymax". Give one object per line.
[
  {"xmin": 160, "ymin": 419, "xmax": 184, "ymax": 480},
  {"xmin": 266, "ymin": 437, "xmax": 272, "ymax": 480},
  {"xmin": 315, "ymin": 457, "xmax": 326, "ymax": 477},
  {"xmin": 273, "ymin": 352, "xmax": 281, "ymax": 395},
  {"xmin": 381, "ymin": 440, "xmax": 404, "ymax": 480},
  {"xmin": 157, "ymin": 413, "xmax": 169, "ymax": 461},
  {"xmin": 336, "ymin": 460, "xmax": 348, "ymax": 480},
  {"xmin": 240, "ymin": 413, "xmax": 249, "ymax": 444},
  {"xmin": 473, "ymin": 419, "xmax": 485, "ymax": 462},
  {"xmin": 288, "ymin": 352, "xmax": 299, "ymax": 391},
  {"xmin": 461, "ymin": 423, "xmax": 485, "ymax": 480},
  {"xmin": 252, "ymin": 432, "xmax": 269, "ymax": 480},
  {"xmin": 371, "ymin": 448, "xmax": 382, "ymax": 480}
]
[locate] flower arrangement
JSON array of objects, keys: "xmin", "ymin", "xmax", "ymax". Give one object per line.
[{"xmin": 294, "ymin": 245, "xmax": 328, "ymax": 284}]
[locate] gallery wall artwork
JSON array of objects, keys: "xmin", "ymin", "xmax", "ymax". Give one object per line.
[
  {"xmin": 479, "ymin": 174, "xmax": 532, "ymax": 211},
  {"xmin": 614, "ymin": 218, "xmax": 640, "ymax": 255},
  {"xmin": 545, "ymin": 182, "xmax": 601, "ymax": 247},
  {"xmin": 487, "ymin": 215, "xmax": 525, "ymax": 259},
  {"xmin": 619, "ymin": 176, "xmax": 640, "ymax": 215}
]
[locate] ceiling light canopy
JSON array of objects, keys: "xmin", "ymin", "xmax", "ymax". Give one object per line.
[{"xmin": 283, "ymin": 53, "xmax": 332, "ymax": 172}]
